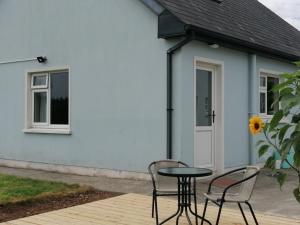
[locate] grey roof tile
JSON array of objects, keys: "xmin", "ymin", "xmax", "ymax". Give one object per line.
[{"xmin": 156, "ymin": 0, "xmax": 300, "ymax": 60}]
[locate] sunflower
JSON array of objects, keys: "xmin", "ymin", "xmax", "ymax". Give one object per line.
[{"xmin": 249, "ymin": 116, "xmax": 265, "ymax": 135}]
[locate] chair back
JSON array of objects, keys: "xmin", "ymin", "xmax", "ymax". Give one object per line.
[
  {"xmin": 148, "ymin": 160, "xmax": 188, "ymax": 191},
  {"xmin": 238, "ymin": 166, "xmax": 260, "ymax": 201}
]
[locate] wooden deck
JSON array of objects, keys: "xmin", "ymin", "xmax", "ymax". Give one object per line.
[{"xmin": 1, "ymin": 193, "xmax": 299, "ymax": 225}]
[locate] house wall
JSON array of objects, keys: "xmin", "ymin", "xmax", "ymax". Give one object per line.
[
  {"xmin": 0, "ymin": 0, "xmax": 176, "ymax": 173},
  {"xmin": 173, "ymin": 41, "xmax": 250, "ymax": 168},
  {"xmin": 254, "ymin": 56, "xmax": 297, "ymax": 163},
  {"xmin": 0, "ymin": 0, "xmax": 297, "ymax": 174},
  {"xmin": 172, "ymin": 42, "xmax": 297, "ymax": 169}
]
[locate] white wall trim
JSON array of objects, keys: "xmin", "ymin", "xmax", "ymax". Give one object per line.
[
  {"xmin": 259, "ymin": 68, "xmax": 283, "ymax": 76},
  {"xmin": 0, "ymin": 158, "xmax": 151, "ymax": 180},
  {"xmin": 23, "ymin": 128, "xmax": 72, "ymax": 135},
  {"xmin": 193, "ymin": 56, "xmax": 225, "ymax": 174}
]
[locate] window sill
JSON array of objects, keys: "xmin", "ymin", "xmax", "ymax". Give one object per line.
[{"xmin": 23, "ymin": 128, "xmax": 72, "ymax": 135}]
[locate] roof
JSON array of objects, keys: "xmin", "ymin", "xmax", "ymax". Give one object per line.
[{"xmin": 156, "ymin": 0, "xmax": 300, "ymax": 61}]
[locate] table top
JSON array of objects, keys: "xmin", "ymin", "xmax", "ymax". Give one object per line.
[{"xmin": 158, "ymin": 167, "xmax": 213, "ymax": 178}]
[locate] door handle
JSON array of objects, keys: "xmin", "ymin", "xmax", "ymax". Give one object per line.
[{"xmin": 207, "ymin": 111, "xmax": 216, "ymax": 123}]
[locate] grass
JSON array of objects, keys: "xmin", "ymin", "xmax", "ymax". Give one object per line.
[{"xmin": 0, "ymin": 173, "xmax": 91, "ymax": 205}]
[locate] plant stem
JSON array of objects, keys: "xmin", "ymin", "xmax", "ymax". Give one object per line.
[{"xmin": 263, "ymin": 130, "xmax": 300, "ymax": 173}]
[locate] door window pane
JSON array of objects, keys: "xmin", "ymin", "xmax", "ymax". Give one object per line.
[
  {"xmin": 34, "ymin": 92, "xmax": 47, "ymax": 123},
  {"xmin": 267, "ymin": 77, "xmax": 279, "ymax": 115},
  {"xmin": 260, "ymin": 92, "xmax": 266, "ymax": 113},
  {"xmin": 50, "ymin": 72, "xmax": 69, "ymax": 125},
  {"xmin": 196, "ymin": 69, "xmax": 212, "ymax": 126}
]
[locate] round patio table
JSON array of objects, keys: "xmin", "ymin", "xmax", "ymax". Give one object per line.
[{"xmin": 158, "ymin": 167, "xmax": 213, "ymax": 225}]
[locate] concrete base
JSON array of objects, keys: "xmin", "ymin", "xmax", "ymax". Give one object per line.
[{"xmin": 0, "ymin": 158, "xmax": 150, "ymax": 180}]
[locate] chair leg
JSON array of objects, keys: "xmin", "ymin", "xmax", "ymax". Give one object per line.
[
  {"xmin": 215, "ymin": 201, "xmax": 224, "ymax": 225},
  {"xmin": 192, "ymin": 178, "xmax": 199, "ymax": 225},
  {"xmin": 201, "ymin": 198, "xmax": 209, "ymax": 225},
  {"xmin": 152, "ymin": 192, "xmax": 155, "ymax": 218},
  {"xmin": 245, "ymin": 202, "xmax": 259, "ymax": 225},
  {"xmin": 238, "ymin": 203, "xmax": 249, "ymax": 225},
  {"xmin": 154, "ymin": 194, "xmax": 159, "ymax": 225}
]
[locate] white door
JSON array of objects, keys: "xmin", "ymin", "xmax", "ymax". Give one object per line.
[{"xmin": 194, "ymin": 64, "xmax": 216, "ymax": 169}]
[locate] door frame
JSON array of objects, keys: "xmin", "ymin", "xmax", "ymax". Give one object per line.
[{"xmin": 193, "ymin": 57, "xmax": 224, "ymax": 173}]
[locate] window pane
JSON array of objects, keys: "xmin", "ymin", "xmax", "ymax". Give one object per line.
[
  {"xmin": 260, "ymin": 77, "xmax": 266, "ymax": 87},
  {"xmin": 50, "ymin": 72, "xmax": 69, "ymax": 125},
  {"xmin": 34, "ymin": 92, "xmax": 47, "ymax": 123},
  {"xmin": 267, "ymin": 77, "xmax": 279, "ymax": 115},
  {"xmin": 33, "ymin": 75, "xmax": 47, "ymax": 86},
  {"xmin": 260, "ymin": 92, "xmax": 266, "ymax": 113},
  {"xmin": 196, "ymin": 69, "xmax": 212, "ymax": 126}
]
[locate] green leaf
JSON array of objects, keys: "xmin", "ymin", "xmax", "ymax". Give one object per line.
[
  {"xmin": 276, "ymin": 172, "xmax": 287, "ymax": 189},
  {"xmin": 279, "ymin": 87, "xmax": 294, "ymax": 96},
  {"xmin": 265, "ymin": 155, "xmax": 276, "ymax": 170},
  {"xmin": 292, "ymin": 115, "xmax": 300, "ymax": 123},
  {"xmin": 282, "ymin": 96, "xmax": 300, "ymax": 108},
  {"xmin": 256, "ymin": 140, "xmax": 266, "ymax": 147},
  {"xmin": 263, "ymin": 122, "xmax": 269, "ymax": 132},
  {"xmin": 291, "ymin": 131, "xmax": 300, "ymax": 139},
  {"xmin": 294, "ymin": 138, "xmax": 300, "ymax": 149},
  {"xmin": 258, "ymin": 145, "xmax": 269, "ymax": 157},
  {"xmin": 293, "ymin": 188, "xmax": 300, "ymax": 203},
  {"xmin": 269, "ymin": 110, "xmax": 283, "ymax": 131},
  {"xmin": 294, "ymin": 61, "xmax": 300, "ymax": 67},
  {"xmin": 272, "ymin": 80, "xmax": 294, "ymax": 92},
  {"xmin": 293, "ymin": 150, "xmax": 300, "ymax": 168},
  {"xmin": 278, "ymin": 124, "xmax": 291, "ymax": 144},
  {"xmin": 281, "ymin": 73, "xmax": 296, "ymax": 79},
  {"xmin": 271, "ymin": 133, "xmax": 278, "ymax": 139},
  {"xmin": 295, "ymin": 123, "xmax": 300, "ymax": 132},
  {"xmin": 280, "ymin": 139, "xmax": 293, "ymax": 162}
]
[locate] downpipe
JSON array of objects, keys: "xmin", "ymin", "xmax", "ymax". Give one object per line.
[{"xmin": 166, "ymin": 34, "xmax": 194, "ymax": 159}]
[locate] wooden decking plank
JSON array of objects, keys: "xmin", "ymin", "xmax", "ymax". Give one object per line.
[{"xmin": 1, "ymin": 193, "xmax": 299, "ymax": 225}]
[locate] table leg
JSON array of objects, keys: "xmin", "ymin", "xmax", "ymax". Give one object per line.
[
  {"xmin": 188, "ymin": 179, "xmax": 212, "ymax": 225},
  {"xmin": 158, "ymin": 177, "xmax": 181, "ymax": 225},
  {"xmin": 158, "ymin": 176, "xmax": 212, "ymax": 225},
  {"xmin": 180, "ymin": 177, "xmax": 193, "ymax": 225}
]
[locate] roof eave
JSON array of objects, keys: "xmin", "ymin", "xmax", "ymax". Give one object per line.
[
  {"xmin": 185, "ymin": 25, "xmax": 300, "ymax": 62},
  {"xmin": 160, "ymin": 25, "xmax": 300, "ymax": 62}
]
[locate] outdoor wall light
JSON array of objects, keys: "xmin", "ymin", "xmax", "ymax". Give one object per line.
[
  {"xmin": 208, "ymin": 43, "xmax": 220, "ymax": 49},
  {"xmin": 37, "ymin": 56, "xmax": 47, "ymax": 63},
  {"xmin": 0, "ymin": 56, "xmax": 48, "ymax": 65}
]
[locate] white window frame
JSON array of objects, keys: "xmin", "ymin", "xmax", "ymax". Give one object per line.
[
  {"xmin": 259, "ymin": 69, "xmax": 281, "ymax": 119},
  {"xmin": 24, "ymin": 66, "xmax": 71, "ymax": 134},
  {"xmin": 31, "ymin": 89, "xmax": 49, "ymax": 127},
  {"xmin": 31, "ymin": 73, "xmax": 48, "ymax": 89}
]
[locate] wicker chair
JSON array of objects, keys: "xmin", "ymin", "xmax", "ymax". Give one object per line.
[
  {"xmin": 148, "ymin": 160, "xmax": 195, "ymax": 225},
  {"xmin": 201, "ymin": 166, "xmax": 260, "ymax": 225}
]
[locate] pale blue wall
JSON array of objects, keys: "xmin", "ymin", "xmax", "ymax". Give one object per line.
[
  {"xmin": 172, "ymin": 41, "xmax": 250, "ymax": 168},
  {"xmin": 0, "ymin": 0, "xmax": 174, "ymax": 172},
  {"xmin": 0, "ymin": 0, "xmax": 297, "ymax": 172}
]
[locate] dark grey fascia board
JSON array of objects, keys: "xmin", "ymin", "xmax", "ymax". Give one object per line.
[
  {"xmin": 161, "ymin": 24, "xmax": 299, "ymax": 62},
  {"xmin": 140, "ymin": 0, "xmax": 164, "ymax": 15},
  {"xmin": 186, "ymin": 25, "xmax": 300, "ymax": 62}
]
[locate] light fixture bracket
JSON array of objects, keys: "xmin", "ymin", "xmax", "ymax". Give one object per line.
[{"xmin": 37, "ymin": 56, "xmax": 47, "ymax": 63}]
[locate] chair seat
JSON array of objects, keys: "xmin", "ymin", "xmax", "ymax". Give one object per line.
[
  {"xmin": 204, "ymin": 192, "xmax": 247, "ymax": 203},
  {"xmin": 156, "ymin": 187, "xmax": 195, "ymax": 194}
]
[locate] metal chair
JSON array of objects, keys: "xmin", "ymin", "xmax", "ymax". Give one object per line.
[
  {"xmin": 148, "ymin": 160, "xmax": 196, "ymax": 225},
  {"xmin": 201, "ymin": 166, "xmax": 260, "ymax": 225}
]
